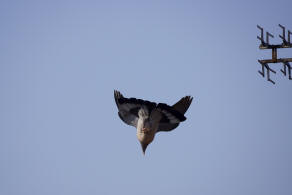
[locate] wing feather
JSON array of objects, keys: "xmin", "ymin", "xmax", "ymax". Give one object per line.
[
  {"xmin": 114, "ymin": 90, "xmax": 138, "ymax": 127},
  {"xmin": 114, "ymin": 90, "xmax": 157, "ymax": 128},
  {"xmin": 114, "ymin": 90, "xmax": 193, "ymax": 132},
  {"xmin": 157, "ymin": 96, "xmax": 193, "ymax": 132}
]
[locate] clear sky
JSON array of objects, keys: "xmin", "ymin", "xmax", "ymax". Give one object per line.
[{"xmin": 1, "ymin": 0, "xmax": 291, "ymax": 195}]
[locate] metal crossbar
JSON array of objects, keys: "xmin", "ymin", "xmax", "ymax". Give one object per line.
[{"xmin": 257, "ymin": 24, "xmax": 292, "ymax": 84}]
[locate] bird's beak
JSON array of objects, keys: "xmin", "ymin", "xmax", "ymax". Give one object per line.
[{"xmin": 140, "ymin": 143, "xmax": 148, "ymax": 155}]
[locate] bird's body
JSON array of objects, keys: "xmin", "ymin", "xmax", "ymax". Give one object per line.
[
  {"xmin": 136, "ymin": 109, "xmax": 162, "ymax": 152},
  {"xmin": 114, "ymin": 90, "xmax": 193, "ymax": 154}
]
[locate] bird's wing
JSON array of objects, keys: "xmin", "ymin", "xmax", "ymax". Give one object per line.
[
  {"xmin": 157, "ymin": 103, "xmax": 186, "ymax": 123},
  {"xmin": 172, "ymin": 96, "xmax": 193, "ymax": 115},
  {"xmin": 157, "ymin": 96, "xmax": 193, "ymax": 132},
  {"xmin": 155, "ymin": 103, "xmax": 186, "ymax": 132},
  {"xmin": 114, "ymin": 90, "xmax": 156, "ymax": 127}
]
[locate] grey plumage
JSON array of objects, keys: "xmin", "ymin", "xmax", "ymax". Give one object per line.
[
  {"xmin": 157, "ymin": 96, "xmax": 193, "ymax": 132},
  {"xmin": 114, "ymin": 90, "xmax": 193, "ymax": 154},
  {"xmin": 114, "ymin": 90, "xmax": 139, "ymax": 127}
]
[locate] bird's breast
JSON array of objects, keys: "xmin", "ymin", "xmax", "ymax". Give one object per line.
[{"xmin": 136, "ymin": 128, "xmax": 156, "ymax": 144}]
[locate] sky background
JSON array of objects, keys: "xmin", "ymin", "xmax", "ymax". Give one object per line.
[{"xmin": 0, "ymin": 0, "xmax": 291, "ymax": 195}]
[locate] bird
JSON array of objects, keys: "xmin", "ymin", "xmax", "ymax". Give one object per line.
[{"xmin": 114, "ymin": 90, "xmax": 193, "ymax": 154}]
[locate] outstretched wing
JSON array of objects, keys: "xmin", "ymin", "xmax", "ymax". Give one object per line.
[
  {"xmin": 114, "ymin": 90, "xmax": 138, "ymax": 127},
  {"xmin": 114, "ymin": 90, "xmax": 156, "ymax": 128},
  {"xmin": 172, "ymin": 96, "xmax": 193, "ymax": 115},
  {"xmin": 157, "ymin": 96, "xmax": 193, "ymax": 132}
]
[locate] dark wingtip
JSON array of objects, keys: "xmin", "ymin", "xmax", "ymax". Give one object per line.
[
  {"xmin": 114, "ymin": 90, "xmax": 123, "ymax": 106},
  {"xmin": 185, "ymin": 95, "xmax": 194, "ymax": 103}
]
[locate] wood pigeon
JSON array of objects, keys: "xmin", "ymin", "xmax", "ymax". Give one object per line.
[{"xmin": 114, "ymin": 90, "xmax": 193, "ymax": 154}]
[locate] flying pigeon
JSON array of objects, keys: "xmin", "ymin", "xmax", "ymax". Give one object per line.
[{"xmin": 114, "ymin": 90, "xmax": 193, "ymax": 154}]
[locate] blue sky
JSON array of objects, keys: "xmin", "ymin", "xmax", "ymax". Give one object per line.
[{"xmin": 1, "ymin": 1, "xmax": 291, "ymax": 195}]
